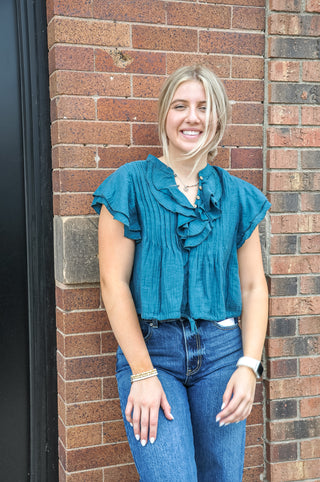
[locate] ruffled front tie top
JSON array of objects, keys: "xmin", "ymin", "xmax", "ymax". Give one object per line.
[{"xmin": 92, "ymin": 155, "xmax": 271, "ymax": 328}]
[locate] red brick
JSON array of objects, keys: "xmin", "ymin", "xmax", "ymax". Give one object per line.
[
  {"xmin": 300, "ymin": 275, "xmax": 320, "ymax": 294},
  {"xmin": 269, "ymin": 296, "xmax": 320, "ymax": 316},
  {"xmin": 269, "ymin": 0, "xmax": 300, "ymax": 11},
  {"xmin": 97, "ymin": 99, "xmax": 157, "ymax": 122},
  {"xmin": 242, "ymin": 466, "xmax": 264, "ymax": 481},
  {"xmin": 167, "ymin": 3, "xmax": 231, "ymax": 28},
  {"xmin": 267, "ymin": 149, "xmax": 298, "ymax": 169},
  {"xmin": 229, "ymin": 169, "xmax": 263, "ymax": 189},
  {"xmin": 47, "ymin": 0, "xmax": 92, "ymax": 20},
  {"xmin": 302, "ymin": 61, "xmax": 320, "ymax": 81},
  {"xmin": 267, "ymin": 358, "xmax": 297, "ymax": 378},
  {"xmin": 232, "ymin": 103, "xmax": 264, "ymax": 124},
  {"xmin": 269, "ymin": 61, "xmax": 300, "ymax": 82},
  {"xmin": 47, "ymin": 17, "xmax": 130, "ymax": 49},
  {"xmin": 51, "ymin": 97, "xmax": 95, "ymax": 121},
  {"xmin": 301, "ymin": 193, "xmax": 320, "ymax": 212},
  {"xmin": 266, "ymin": 336, "xmax": 320, "ymax": 357},
  {"xmin": 63, "ymin": 379, "xmax": 102, "ymax": 404},
  {"xmin": 65, "ymin": 355, "xmax": 116, "ymax": 380},
  {"xmin": 199, "ymin": 31, "xmax": 264, "ymax": 56},
  {"xmin": 266, "ymin": 376, "xmax": 320, "ymax": 399},
  {"xmin": 51, "ymin": 121, "xmax": 130, "ymax": 146},
  {"xmin": 203, "ymin": 0, "xmax": 264, "ymax": 4},
  {"xmin": 247, "ymin": 404, "xmax": 263, "ymax": 425},
  {"xmin": 223, "ymin": 125, "xmax": 263, "ymax": 147},
  {"xmin": 167, "ymin": 53, "xmax": 231, "ymax": 78},
  {"xmin": 232, "ymin": 57, "xmax": 264, "ymax": 79},
  {"xmin": 53, "ymin": 193, "xmax": 93, "ymax": 216},
  {"xmin": 93, "ymin": 0, "xmax": 165, "ymax": 23},
  {"xmin": 300, "ymin": 357, "xmax": 320, "ymax": 376},
  {"xmin": 300, "ymin": 439, "xmax": 320, "ymax": 458},
  {"xmin": 132, "ymin": 124, "xmax": 159, "ymax": 146},
  {"xmin": 53, "ymin": 169, "xmax": 108, "ymax": 193},
  {"xmin": 266, "ymin": 442, "xmax": 298, "ymax": 462},
  {"xmin": 65, "ymin": 469, "xmax": 103, "ymax": 482},
  {"xmin": 231, "ymin": 148, "xmax": 262, "ymax": 169},
  {"xmin": 56, "ymin": 309, "xmax": 110, "ymax": 335},
  {"xmin": 224, "ymin": 79, "xmax": 264, "ymax": 102},
  {"xmin": 306, "ymin": 0, "xmax": 320, "ymax": 12},
  {"xmin": 132, "ymin": 25, "xmax": 197, "ymax": 52},
  {"xmin": 299, "ymin": 316, "xmax": 320, "ymax": 334},
  {"xmin": 268, "ymin": 172, "xmax": 320, "ymax": 191},
  {"xmin": 244, "ymin": 444, "xmax": 264, "ymax": 469},
  {"xmin": 301, "ymin": 106, "xmax": 320, "ymax": 125},
  {"xmin": 103, "ymin": 420, "xmax": 127, "ymax": 444},
  {"xmin": 64, "ymin": 334, "xmax": 101, "ymax": 357},
  {"xmin": 65, "ymin": 442, "xmax": 132, "ymax": 472},
  {"xmin": 300, "ymin": 235, "xmax": 320, "ymax": 253},
  {"xmin": 267, "ymin": 459, "xmax": 320, "ymax": 481},
  {"xmin": 132, "ymin": 75, "xmax": 165, "ymax": 99},
  {"xmin": 101, "ymin": 332, "xmax": 118, "ymax": 353},
  {"xmin": 271, "ymin": 214, "xmax": 320, "ymax": 234},
  {"xmin": 246, "ymin": 424, "xmax": 263, "ymax": 446},
  {"xmin": 103, "ymin": 377, "xmax": 119, "ymax": 399},
  {"xmin": 270, "ymin": 234, "xmax": 297, "ymax": 254},
  {"xmin": 95, "ymin": 49, "xmax": 166, "ymax": 74},
  {"xmin": 269, "ymin": 105, "xmax": 299, "ymax": 125},
  {"xmin": 50, "ymin": 71, "xmax": 131, "ymax": 97},
  {"xmin": 98, "ymin": 146, "xmax": 162, "ymax": 169},
  {"xmin": 49, "ymin": 45, "xmax": 94, "ymax": 74},
  {"xmin": 269, "ymin": 13, "xmax": 301, "ymax": 35},
  {"xmin": 103, "ymin": 464, "xmax": 138, "ymax": 481},
  {"xmin": 66, "ymin": 424, "xmax": 102, "ymax": 449},
  {"xmin": 268, "ymin": 127, "xmax": 320, "ymax": 148},
  {"xmin": 52, "ymin": 145, "xmax": 97, "ymax": 168},
  {"xmin": 232, "ymin": 7, "xmax": 265, "ymax": 30}
]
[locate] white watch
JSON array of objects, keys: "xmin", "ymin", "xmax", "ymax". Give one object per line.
[{"xmin": 237, "ymin": 356, "xmax": 263, "ymax": 378}]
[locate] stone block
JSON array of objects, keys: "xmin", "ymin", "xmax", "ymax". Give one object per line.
[{"xmin": 54, "ymin": 216, "xmax": 99, "ymax": 284}]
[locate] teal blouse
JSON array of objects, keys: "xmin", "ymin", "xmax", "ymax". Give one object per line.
[{"xmin": 92, "ymin": 155, "xmax": 271, "ymax": 329}]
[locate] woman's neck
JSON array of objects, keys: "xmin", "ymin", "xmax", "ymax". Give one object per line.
[{"xmin": 159, "ymin": 154, "xmax": 207, "ymax": 183}]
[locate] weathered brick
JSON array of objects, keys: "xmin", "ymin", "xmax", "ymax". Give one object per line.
[
  {"xmin": 132, "ymin": 75, "xmax": 165, "ymax": 99},
  {"xmin": 50, "ymin": 71, "xmax": 131, "ymax": 97},
  {"xmin": 231, "ymin": 148, "xmax": 262, "ymax": 169},
  {"xmin": 232, "ymin": 104, "xmax": 264, "ymax": 124},
  {"xmin": 65, "ymin": 355, "xmax": 116, "ymax": 380},
  {"xmin": 301, "ymin": 106, "xmax": 320, "ymax": 125},
  {"xmin": 299, "ymin": 316, "xmax": 320, "ymax": 335},
  {"xmin": 97, "ymin": 99, "xmax": 157, "ymax": 122},
  {"xmin": 267, "ymin": 317, "xmax": 297, "ymax": 336},
  {"xmin": 266, "ymin": 335, "xmax": 320, "ymax": 357},
  {"xmin": 300, "ymin": 275, "xmax": 320, "ymax": 294},
  {"xmin": 93, "ymin": 0, "xmax": 165, "ymax": 23},
  {"xmin": 51, "ymin": 96, "xmax": 95, "ymax": 121},
  {"xmin": 47, "ymin": 17, "xmax": 130, "ymax": 49},
  {"xmin": 268, "ymin": 275, "xmax": 298, "ymax": 295},
  {"xmin": 244, "ymin": 444, "xmax": 264, "ymax": 470},
  {"xmin": 66, "ymin": 424, "xmax": 102, "ymax": 449},
  {"xmin": 268, "ymin": 418, "xmax": 320, "ymax": 442},
  {"xmin": 52, "ymin": 145, "xmax": 97, "ymax": 169},
  {"xmin": 271, "ymin": 254, "xmax": 320, "ymax": 274},
  {"xmin": 225, "ymin": 80, "xmax": 264, "ymax": 102},
  {"xmin": 103, "ymin": 464, "xmax": 138, "ymax": 481},
  {"xmin": 300, "ymin": 357, "xmax": 320, "ymax": 376},
  {"xmin": 103, "ymin": 376, "xmax": 119, "ymax": 400},
  {"xmin": 47, "ymin": 0, "xmax": 92, "ymax": 20},
  {"xmin": 232, "ymin": 57, "xmax": 264, "ymax": 79},
  {"xmin": 101, "ymin": 331, "xmax": 118, "ymax": 353},
  {"xmin": 302, "ymin": 61, "xmax": 320, "ymax": 81},
  {"xmin": 270, "ymin": 235, "xmax": 297, "ymax": 254},
  {"xmin": 266, "ymin": 441, "xmax": 298, "ymax": 462},
  {"xmin": 266, "ymin": 459, "xmax": 320, "ymax": 481},
  {"xmin": 271, "ymin": 214, "xmax": 320, "ymax": 234},
  {"xmin": 301, "ymin": 151, "xmax": 320, "ymax": 169},
  {"xmin": 267, "ymin": 149, "xmax": 298, "ymax": 169},
  {"xmin": 269, "ymin": 0, "xmax": 300, "ymax": 11},
  {"xmin": 269, "ymin": 105, "xmax": 299, "ymax": 125},
  {"xmin": 203, "ymin": 0, "xmax": 264, "ymax": 4},
  {"xmin": 49, "ymin": 45, "xmax": 94, "ymax": 74},
  {"xmin": 300, "ymin": 234, "xmax": 320, "ymax": 253},
  {"xmin": 242, "ymin": 466, "xmax": 264, "ymax": 481},
  {"xmin": 64, "ymin": 334, "xmax": 101, "ymax": 357},
  {"xmin": 267, "ymin": 399, "xmax": 297, "ymax": 419},
  {"xmin": 300, "ymin": 438, "xmax": 320, "ymax": 459},
  {"xmin": 268, "ymin": 172, "xmax": 320, "ymax": 191},
  {"xmin": 267, "ymin": 358, "xmax": 298, "ymax": 378},
  {"xmin": 269, "ymin": 14, "xmax": 320, "ymax": 36},
  {"xmin": 95, "ymin": 49, "xmax": 166, "ymax": 75},
  {"xmin": 103, "ymin": 420, "xmax": 127, "ymax": 444},
  {"xmin": 167, "ymin": 53, "xmax": 231, "ymax": 78},
  {"xmin": 199, "ymin": 31, "xmax": 264, "ymax": 56},
  {"xmin": 269, "ymin": 37, "xmax": 320, "ymax": 59},
  {"xmin": 269, "ymin": 193, "xmax": 299, "ymax": 212},
  {"xmin": 268, "ymin": 127, "xmax": 320, "ymax": 148},
  {"xmin": 229, "ymin": 169, "xmax": 263, "ymax": 189},
  {"xmin": 223, "ymin": 125, "xmax": 263, "ymax": 147},
  {"xmin": 65, "ymin": 441, "xmax": 132, "ymax": 472},
  {"xmin": 52, "ymin": 121, "xmax": 130, "ymax": 146},
  {"xmin": 232, "ymin": 7, "xmax": 265, "ymax": 30},
  {"xmin": 132, "ymin": 25, "xmax": 197, "ymax": 52},
  {"xmin": 53, "ymin": 170, "xmax": 108, "ymax": 193},
  {"xmin": 269, "ymin": 296, "xmax": 320, "ymax": 316},
  {"xmin": 167, "ymin": 3, "xmax": 231, "ymax": 28},
  {"xmin": 269, "ymin": 60, "xmax": 300, "ymax": 82},
  {"xmin": 65, "ymin": 469, "xmax": 103, "ymax": 482},
  {"xmin": 56, "ymin": 309, "xmax": 109, "ymax": 335},
  {"xmin": 132, "ymin": 124, "xmax": 159, "ymax": 146},
  {"xmin": 306, "ymin": 0, "xmax": 320, "ymax": 13},
  {"xmin": 269, "ymin": 83, "xmax": 320, "ymax": 104},
  {"xmin": 53, "ymin": 193, "xmax": 93, "ymax": 216}
]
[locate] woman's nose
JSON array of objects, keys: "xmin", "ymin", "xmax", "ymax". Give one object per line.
[{"xmin": 186, "ymin": 106, "xmax": 200, "ymax": 122}]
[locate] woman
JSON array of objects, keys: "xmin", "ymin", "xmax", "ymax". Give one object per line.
[{"xmin": 92, "ymin": 65, "xmax": 270, "ymax": 481}]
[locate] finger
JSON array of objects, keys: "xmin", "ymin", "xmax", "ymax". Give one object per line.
[
  {"xmin": 140, "ymin": 406, "xmax": 149, "ymax": 446},
  {"xmin": 132, "ymin": 405, "xmax": 141, "ymax": 441},
  {"xmin": 149, "ymin": 405, "xmax": 159, "ymax": 443},
  {"xmin": 160, "ymin": 392, "xmax": 174, "ymax": 420},
  {"xmin": 125, "ymin": 399, "xmax": 133, "ymax": 425}
]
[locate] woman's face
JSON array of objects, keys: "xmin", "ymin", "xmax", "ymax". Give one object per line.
[{"xmin": 165, "ymin": 80, "xmax": 216, "ymax": 160}]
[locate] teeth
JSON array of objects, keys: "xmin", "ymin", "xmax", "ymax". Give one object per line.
[{"xmin": 182, "ymin": 131, "xmax": 200, "ymax": 136}]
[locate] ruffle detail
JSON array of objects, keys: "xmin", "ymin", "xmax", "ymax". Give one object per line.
[{"xmin": 146, "ymin": 155, "xmax": 222, "ymax": 249}]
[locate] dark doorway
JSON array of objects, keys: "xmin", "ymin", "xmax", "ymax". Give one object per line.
[{"xmin": 0, "ymin": 0, "xmax": 57, "ymax": 480}]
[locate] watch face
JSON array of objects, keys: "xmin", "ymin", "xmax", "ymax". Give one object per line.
[{"xmin": 257, "ymin": 363, "xmax": 263, "ymax": 377}]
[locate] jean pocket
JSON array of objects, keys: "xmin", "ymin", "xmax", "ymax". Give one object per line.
[
  {"xmin": 212, "ymin": 317, "xmax": 239, "ymax": 331},
  {"xmin": 140, "ymin": 320, "xmax": 153, "ymax": 341}
]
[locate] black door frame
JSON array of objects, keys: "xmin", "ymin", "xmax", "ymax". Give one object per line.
[{"xmin": 16, "ymin": 0, "xmax": 58, "ymax": 479}]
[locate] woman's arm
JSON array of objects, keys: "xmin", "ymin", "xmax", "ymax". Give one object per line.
[
  {"xmin": 98, "ymin": 205, "xmax": 173, "ymax": 444},
  {"xmin": 216, "ymin": 226, "xmax": 269, "ymax": 425}
]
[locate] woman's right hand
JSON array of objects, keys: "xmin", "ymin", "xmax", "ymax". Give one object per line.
[{"xmin": 125, "ymin": 376, "xmax": 173, "ymax": 446}]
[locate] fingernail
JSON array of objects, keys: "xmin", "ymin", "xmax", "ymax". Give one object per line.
[
  {"xmin": 221, "ymin": 402, "xmax": 226, "ymax": 410},
  {"xmin": 130, "ymin": 423, "xmax": 133, "ymax": 427},
  {"xmin": 225, "ymin": 423, "xmax": 230, "ymax": 426},
  {"xmin": 219, "ymin": 421, "xmax": 225, "ymax": 427},
  {"xmin": 216, "ymin": 416, "xmax": 220, "ymax": 423},
  {"xmin": 135, "ymin": 434, "xmax": 140, "ymax": 441},
  {"xmin": 150, "ymin": 437, "xmax": 155, "ymax": 444},
  {"xmin": 141, "ymin": 439, "xmax": 147, "ymax": 447},
  {"xmin": 169, "ymin": 413, "xmax": 174, "ymax": 420}
]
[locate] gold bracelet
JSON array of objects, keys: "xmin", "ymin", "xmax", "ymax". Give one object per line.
[{"xmin": 130, "ymin": 368, "xmax": 158, "ymax": 383}]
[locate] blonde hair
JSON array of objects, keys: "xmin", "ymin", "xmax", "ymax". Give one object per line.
[{"xmin": 158, "ymin": 65, "xmax": 229, "ymax": 168}]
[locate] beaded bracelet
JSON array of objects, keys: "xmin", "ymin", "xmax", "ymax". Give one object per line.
[{"xmin": 130, "ymin": 368, "xmax": 158, "ymax": 383}]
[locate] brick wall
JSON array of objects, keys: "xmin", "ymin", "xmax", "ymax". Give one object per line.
[
  {"xmin": 266, "ymin": 0, "xmax": 320, "ymax": 480},
  {"xmin": 47, "ymin": 0, "xmax": 319, "ymax": 480}
]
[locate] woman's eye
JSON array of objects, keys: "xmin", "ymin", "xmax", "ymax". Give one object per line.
[
  {"xmin": 173, "ymin": 104, "xmax": 185, "ymax": 110},
  {"xmin": 199, "ymin": 106, "xmax": 207, "ymax": 111}
]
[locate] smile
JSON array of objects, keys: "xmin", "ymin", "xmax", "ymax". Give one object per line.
[{"xmin": 181, "ymin": 130, "xmax": 202, "ymax": 136}]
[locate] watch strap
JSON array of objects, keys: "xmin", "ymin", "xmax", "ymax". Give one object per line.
[{"xmin": 237, "ymin": 356, "xmax": 263, "ymax": 378}]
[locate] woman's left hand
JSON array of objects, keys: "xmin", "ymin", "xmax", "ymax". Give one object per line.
[{"xmin": 216, "ymin": 366, "xmax": 257, "ymax": 426}]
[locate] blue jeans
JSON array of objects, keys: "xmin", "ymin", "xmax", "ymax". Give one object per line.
[{"xmin": 116, "ymin": 318, "xmax": 246, "ymax": 482}]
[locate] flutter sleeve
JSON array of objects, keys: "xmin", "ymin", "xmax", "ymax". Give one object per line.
[
  {"xmin": 236, "ymin": 178, "xmax": 271, "ymax": 249},
  {"xmin": 92, "ymin": 165, "xmax": 141, "ymax": 241}
]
